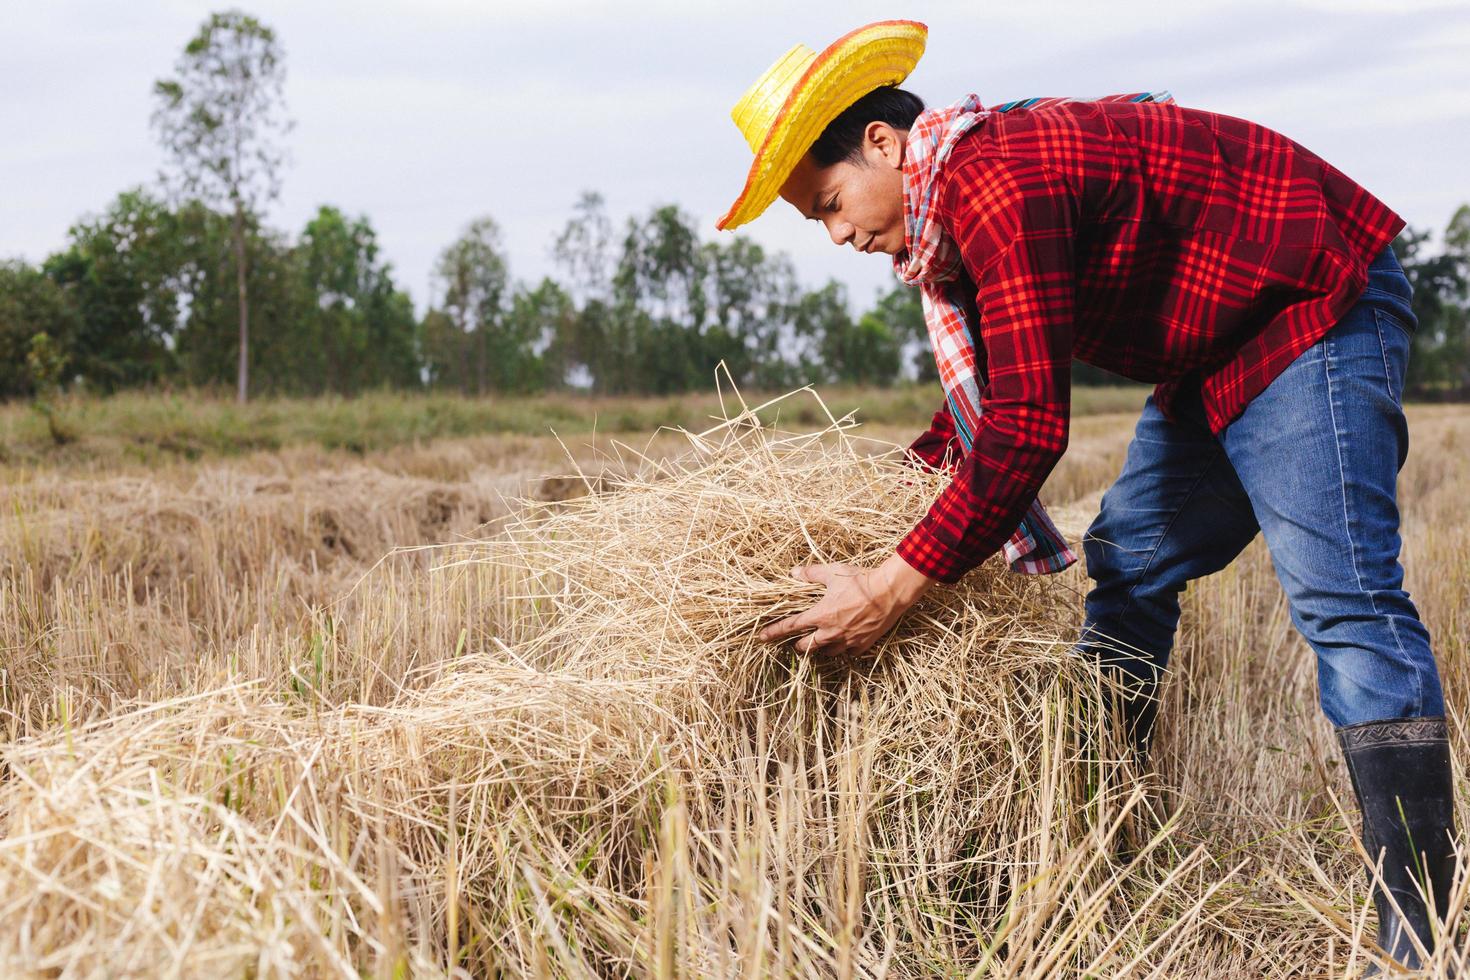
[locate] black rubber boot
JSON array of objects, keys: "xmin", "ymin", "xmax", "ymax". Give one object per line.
[
  {"xmin": 1115, "ymin": 668, "xmax": 1161, "ymax": 771},
  {"xmin": 1089, "ymin": 653, "xmax": 1162, "ymax": 771},
  {"xmin": 1069, "ymin": 648, "xmax": 1165, "ymax": 868},
  {"xmin": 1336, "ymin": 715, "xmax": 1458, "ymax": 973},
  {"xmin": 1071, "ymin": 626, "xmax": 1166, "ymax": 771}
]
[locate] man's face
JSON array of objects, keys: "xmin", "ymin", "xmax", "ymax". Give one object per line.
[{"xmin": 778, "ymin": 121, "xmax": 907, "ymax": 256}]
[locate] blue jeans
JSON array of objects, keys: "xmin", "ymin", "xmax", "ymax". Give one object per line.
[{"xmin": 1074, "ymin": 243, "xmax": 1445, "ymax": 729}]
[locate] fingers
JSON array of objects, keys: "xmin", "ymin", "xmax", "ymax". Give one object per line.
[
  {"xmin": 797, "ymin": 627, "xmax": 841, "ymax": 656},
  {"xmin": 758, "ymin": 613, "xmax": 836, "ymax": 651},
  {"xmin": 757, "ymin": 610, "xmax": 812, "ymax": 643},
  {"xmin": 762, "ymin": 617, "xmax": 861, "ymax": 657},
  {"xmin": 793, "ymin": 563, "xmax": 848, "ymax": 586},
  {"xmin": 792, "ymin": 563, "xmax": 827, "ymax": 585}
]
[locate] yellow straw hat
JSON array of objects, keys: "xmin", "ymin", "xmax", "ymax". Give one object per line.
[{"xmin": 716, "ymin": 19, "xmax": 928, "ymax": 231}]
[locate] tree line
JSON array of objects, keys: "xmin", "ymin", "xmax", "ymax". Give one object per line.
[
  {"xmin": 0, "ymin": 186, "xmax": 945, "ymax": 399},
  {"xmin": 5, "ymin": 184, "xmax": 1467, "ymax": 401},
  {"xmin": 2, "ymin": 9, "xmax": 1467, "ymax": 402}
]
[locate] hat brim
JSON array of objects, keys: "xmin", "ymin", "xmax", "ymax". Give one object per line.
[{"xmin": 716, "ymin": 20, "xmax": 927, "ymax": 231}]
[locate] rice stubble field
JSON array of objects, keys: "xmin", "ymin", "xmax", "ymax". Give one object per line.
[{"xmin": 0, "ymin": 388, "xmax": 1465, "ymax": 978}]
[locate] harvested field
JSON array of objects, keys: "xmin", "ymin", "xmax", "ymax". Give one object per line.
[{"xmin": 0, "ymin": 390, "xmax": 1466, "ymax": 978}]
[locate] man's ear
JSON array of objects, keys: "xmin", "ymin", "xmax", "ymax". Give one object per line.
[{"xmin": 864, "ymin": 121, "xmax": 905, "ymax": 169}]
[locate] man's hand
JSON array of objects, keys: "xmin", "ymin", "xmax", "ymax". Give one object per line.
[{"xmin": 756, "ymin": 553, "xmax": 936, "ymax": 657}]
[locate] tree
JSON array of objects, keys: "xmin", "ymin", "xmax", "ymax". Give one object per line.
[
  {"xmin": 824, "ymin": 312, "xmax": 902, "ymax": 386},
  {"xmin": 614, "ymin": 204, "xmax": 707, "ymax": 329},
  {"xmin": 790, "ymin": 280, "xmax": 854, "ymax": 386},
  {"xmin": 294, "ymin": 206, "xmax": 420, "ymax": 393},
  {"xmin": 419, "ymin": 309, "xmax": 461, "ymax": 390},
  {"xmin": 359, "ymin": 284, "xmax": 422, "ymax": 392},
  {"xmin": 549, "ymin": 192, "xmax": 617, "ymax": 388},
  {"xmin": 170, "ymin": 203, "xmax": 301, "ymax": 392},
  {"xmin": 1430, "ymin": 206, "xmax": 1470, "ymax": 394},
  {"xmin": 701, "ymin": 235, "xmax": 801, "ymax": 389},
  {"xmin": 551, "ymin": 190, "xmax": 615, "ymax": 307},
  {"xmin": 41, "ymin": 188, "xmax": 185, "ymax": 391},
  {"xmin": 0, "ymin": 260, "xmax": 81, "ymax": 399},
  {"xmin": 151, "ymin": 9, "xmax": 293, "ymax": 403},
  {"xmin": 869, "ymin": 281, "xmax": 932, "ymax": 382},
  {"xmin": 607, "ymin": 205, "xmax": 711, "ymax": 393},
  {"xmin": 26, "ymin": 333, "xmax": 72, "ymax": 444},
  {"xmin": 430, "ymin": 217, "xmax": 510, "ymax": 395},
  {"xmin": 492, "ymin": 278, "xmax": 573, "ymax": 394}
]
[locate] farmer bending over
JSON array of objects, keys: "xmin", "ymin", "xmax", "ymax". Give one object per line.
[{"xmin": 722, "ymin": 19, "xmax": 1457, "ymax": 973}]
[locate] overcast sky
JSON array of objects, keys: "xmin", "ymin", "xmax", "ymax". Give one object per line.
[{"xmin": 5, "ymin": 1, "xmax": 1469, "ymax": 317}]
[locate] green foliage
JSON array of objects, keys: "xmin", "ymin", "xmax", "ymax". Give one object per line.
[
  {"xmin": 40, "ymin": 188, "xmax": 184, "ymax": 391},
  {"xmin": 704, "ymin": 236, "xmax": 803, "ymax": 389},
  {"xmin": 1395, "ymin": 212, "xmax": 1470, "ymax": 396},
  {"xmin": 25, "ymin": 332, "xmax": 72, "ymax": 445},
  {"xmin": 0, "ymin": 260, "xmax": 81, "ymax": 398},
  {"xmin": 829, "ymin": 313, "xmax": 903, "ymax": 385},
  {"xmin": 150, "ymin": 10, "xmax": 292, "ymax": 214},
  {"xmin": 24, "ymin": 332, "xmax": 67, "ymax": 391},
  {"xmin": 614, "ymin": 204, "xmax": 707, "ymax": 328},
  {"xmin": 498, "ymin": 278, "xmax": 573, "ymax": 394},
  {"xmin": 169, "ymin": 205, "xmax": 288, "ymax": 388},
  {"xmin": 533, "ymin": 197, "xmax": 909, "ymax": 395},
  {"xmin": 291, "ymin": 205, "xmax": 420, "ymax": 394},
  {"xmin": 869, "ymin": 282, "xmax": 933, "ymax": 382},
  {"xmin": 551, "ymin": 191, "xmax": 614, "ymax": 306}
]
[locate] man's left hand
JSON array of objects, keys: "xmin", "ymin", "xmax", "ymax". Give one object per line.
[{"xmin": 756, "ymin": 553, "xmax": 936, "ymax": 657}]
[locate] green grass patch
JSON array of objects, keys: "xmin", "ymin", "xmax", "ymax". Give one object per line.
[{"xmin": 0, "ymin": 384, "xmax": 1157, "ymax": 468}]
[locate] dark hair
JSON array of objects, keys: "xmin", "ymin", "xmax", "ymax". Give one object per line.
[{"xmin": 808, "ymin": 85, "xmax": 926, "ymax": 168}]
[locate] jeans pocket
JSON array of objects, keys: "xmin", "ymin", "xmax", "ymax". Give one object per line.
[
  {"xmin": 1373, "ymin": 305, "xmax": 1415, "ymax": 342},
  {"xmin": 1372, "ymin": 307, "xmax": 1411, "ymax": 406}
]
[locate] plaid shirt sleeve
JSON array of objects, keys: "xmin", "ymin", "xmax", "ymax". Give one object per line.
[
  {"xmin": 896, "ymin": 157, "xmax": 1077, "ymax": 583},
  {"xmin": 902, "ymin": 400, "xmax": 961, "ymax": 473}
]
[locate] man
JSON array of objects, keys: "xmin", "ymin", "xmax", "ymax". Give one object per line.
[{"xmin": 719, "ymin": 19, "xmax": 1457, "ymax": 973}]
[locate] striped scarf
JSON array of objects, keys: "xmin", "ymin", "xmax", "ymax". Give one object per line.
[{"xmin": 893, "ymin": 90, "xmax": 1174, "ymax": 575}]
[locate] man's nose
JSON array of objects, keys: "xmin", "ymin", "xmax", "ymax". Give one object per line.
[{"xmin": 828, "ymin": 220, "xmax": 855, "ymax": 247}]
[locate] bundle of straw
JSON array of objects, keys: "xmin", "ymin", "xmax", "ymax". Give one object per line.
[{"xmin": 0, "ymin": 387, "xmax": 1206, "ymax": 978}]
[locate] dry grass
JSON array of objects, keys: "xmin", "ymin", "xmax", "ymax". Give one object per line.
[{"xmin": 0, "ymin": 387, "xmax": 1465, "ymax": 977}]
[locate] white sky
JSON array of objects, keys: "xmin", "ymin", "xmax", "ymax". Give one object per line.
[{"xmin": 4, "ymin": 1, "xmax": 1469, "ymax": 318}]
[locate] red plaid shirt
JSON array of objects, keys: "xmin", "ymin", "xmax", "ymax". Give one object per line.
[{"xmin": 895, "ymin": 98, "xmax": 1405, "ymax": 583}]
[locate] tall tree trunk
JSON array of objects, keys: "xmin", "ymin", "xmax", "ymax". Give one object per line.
[
  {"xmin": 453, "ymin": 307, "xmax": 470, "ymax": 395},
  {"xmin": 321, "ymin": 307, "xmax": 336, "ymax": 395},
  {"xmin": 233, "ymin": 202, "xmax": 249, "ymax": 403},
  {"xmin": 476, "ymin": 322, "xmax": 487, "ymax": 396}
]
